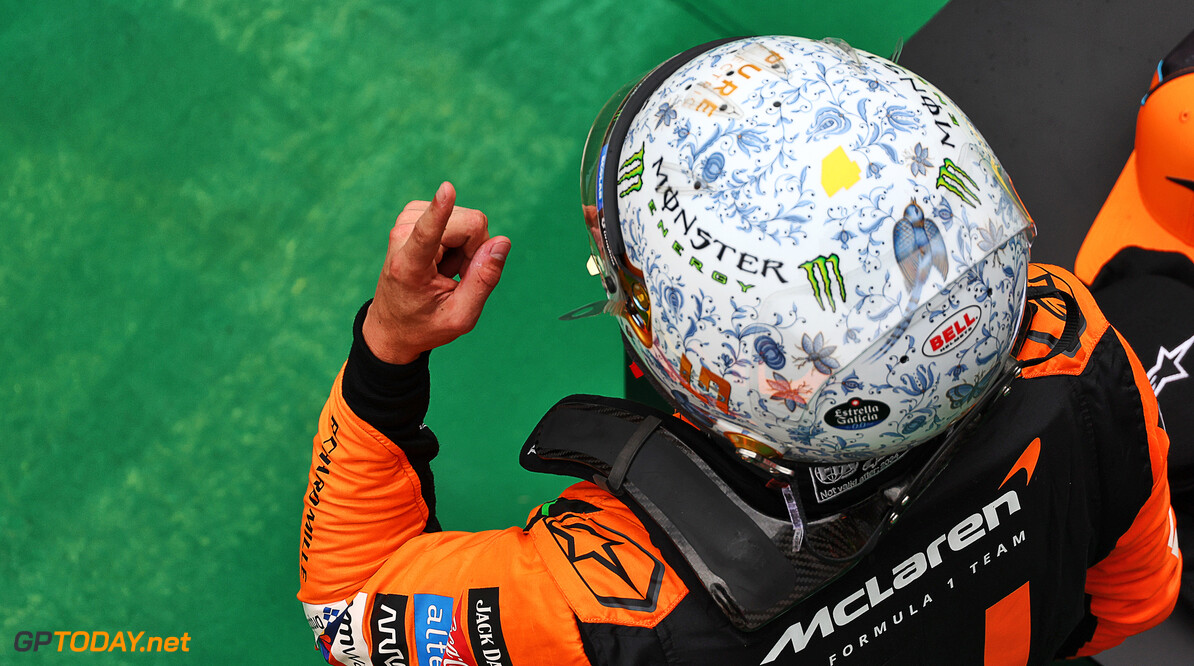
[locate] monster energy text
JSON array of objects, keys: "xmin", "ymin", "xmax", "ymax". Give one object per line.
[{"xmin": 651, "ymin": 156, "xmax": 789, "ymax": 289}]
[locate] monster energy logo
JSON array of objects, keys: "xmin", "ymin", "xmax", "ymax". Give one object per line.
[
  {"xmin": 617, "ymin": 145, "xmax": 645, "ymax": 197},
  {"xmin": 800, "ymin": 254, "xmax": 846, "ymax": 312},
  {"xmin": 936, "ymin": 158, "xmax": 979, "ymax": 207}
]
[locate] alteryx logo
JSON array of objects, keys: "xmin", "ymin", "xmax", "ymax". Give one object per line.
[{"xmin": 414, "ymin": 594, "xmax": 454, "ymax": 666}]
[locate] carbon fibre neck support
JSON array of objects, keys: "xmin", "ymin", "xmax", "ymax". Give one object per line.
[{"xmin": 520, "ymin": 396, "xmax": 872, "ymax": 631}]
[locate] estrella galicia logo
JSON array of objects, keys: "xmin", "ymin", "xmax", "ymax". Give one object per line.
[
  {"xmin": 824, "ymin": 398, "xmax": 890, "ymax": 430},
  {"xmin": 546, "ymin": 515, "xmax": 664, "ymax": 611}
]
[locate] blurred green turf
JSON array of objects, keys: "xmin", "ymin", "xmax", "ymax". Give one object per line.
[{"xmin": 0, "ymin": 1, "xmax": 945, "ymax": 661}]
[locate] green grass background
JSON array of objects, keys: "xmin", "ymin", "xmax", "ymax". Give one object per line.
[{"xmin": 0, "ymin": 1, "xmax": 947, "ymax": 661}]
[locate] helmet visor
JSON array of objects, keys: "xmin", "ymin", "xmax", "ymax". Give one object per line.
[{"xmin": 571, "ymin": 38, "xmax": 741, "ymax": 321}]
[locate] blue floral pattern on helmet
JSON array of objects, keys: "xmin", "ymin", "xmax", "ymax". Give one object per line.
[{"xmin": 596, "ymin": 36, "xmax": 1032, "ymax": 463}]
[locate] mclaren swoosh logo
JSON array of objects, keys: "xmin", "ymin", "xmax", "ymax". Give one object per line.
[
  {"xmin": 1167, "ymin": 176, "xmax": 1194, "ymax": 193},
  {"xmin": 999, "ymin": 437, "xmax": 1041, "ymax": 489}
]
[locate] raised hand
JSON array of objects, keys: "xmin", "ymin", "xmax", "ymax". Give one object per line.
[{"xmin": 361, "ymin": 182, "xmax": 511, "ymax": 364}]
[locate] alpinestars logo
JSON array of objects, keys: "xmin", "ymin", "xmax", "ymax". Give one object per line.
[
  {"xmin": 546, "ymin": 515, "xmax": 664, "ymax": 611},
  {"xmin": 1147, "ymin": 333, "xmax": 1193, "ymax": 396}
]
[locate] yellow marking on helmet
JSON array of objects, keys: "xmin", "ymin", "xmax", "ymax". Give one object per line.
[{"xmin": 821, "ymin": 146, "xmax": 861, "ymax": 196}]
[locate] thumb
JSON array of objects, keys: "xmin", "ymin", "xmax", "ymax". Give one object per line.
[{"xmin": 451, "ymin": 236, "xmax": 511, "ymax": 324}]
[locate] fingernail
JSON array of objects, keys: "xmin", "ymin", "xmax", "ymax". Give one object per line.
[
  {"xmin": 435, "ymin": 181, "xmax": 451, "ymax": 204},
  {"xmin": 491, "ymin": 239, "xmax": 511, "ymax": 263}
]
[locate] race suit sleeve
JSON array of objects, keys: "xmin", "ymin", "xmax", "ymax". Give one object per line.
[
  {"xmin": 1021, "ymin": 266, "xmax": 1182, "ymax": 657},
  {"xmin": 297, "ymin": 303, "xmax": 686, "ymax": 666},
  {"xmin": 1072, "ymin": 326, "xmax": 1182, "ymax": 656}
]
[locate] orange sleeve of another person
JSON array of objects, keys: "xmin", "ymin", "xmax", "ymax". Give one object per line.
[
  {"xmin": 1077, "ymin": 333, "xmax": 1182, "ymax": 655},
  {"xmin": 1019, "ymin": 266, "xmax": 1182, "ymax": 656},
  {"xmin": 1075, "ymin": 330, "xmax": 1182, "ymax": 655}
]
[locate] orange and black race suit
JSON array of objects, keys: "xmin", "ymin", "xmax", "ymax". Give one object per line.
[
  {"xmin": 1084, "ymin": 248, "xmax": 1194, "ymax": 596},
  {"xmin": 298, "ymin": 265, "xmax": 1180, "ymax": 665}
]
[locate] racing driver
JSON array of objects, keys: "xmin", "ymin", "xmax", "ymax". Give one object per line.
[{"xmin": 298, "ymin": 36, "xmax": 1181, "ymax": 665}]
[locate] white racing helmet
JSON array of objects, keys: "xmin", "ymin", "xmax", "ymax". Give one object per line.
[{"xmin": 581, "ymin": 36, "xmax": 1034, "ymax": 469}]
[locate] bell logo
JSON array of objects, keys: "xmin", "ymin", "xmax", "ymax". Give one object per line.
[{"xmin": 924, "ymin": 305, "xmax": 981, "ymax": 357}]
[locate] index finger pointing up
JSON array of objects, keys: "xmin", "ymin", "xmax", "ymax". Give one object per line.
[{"xmin": 400, "ymin": 182, "xmax": 456, "ymax": 267}]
